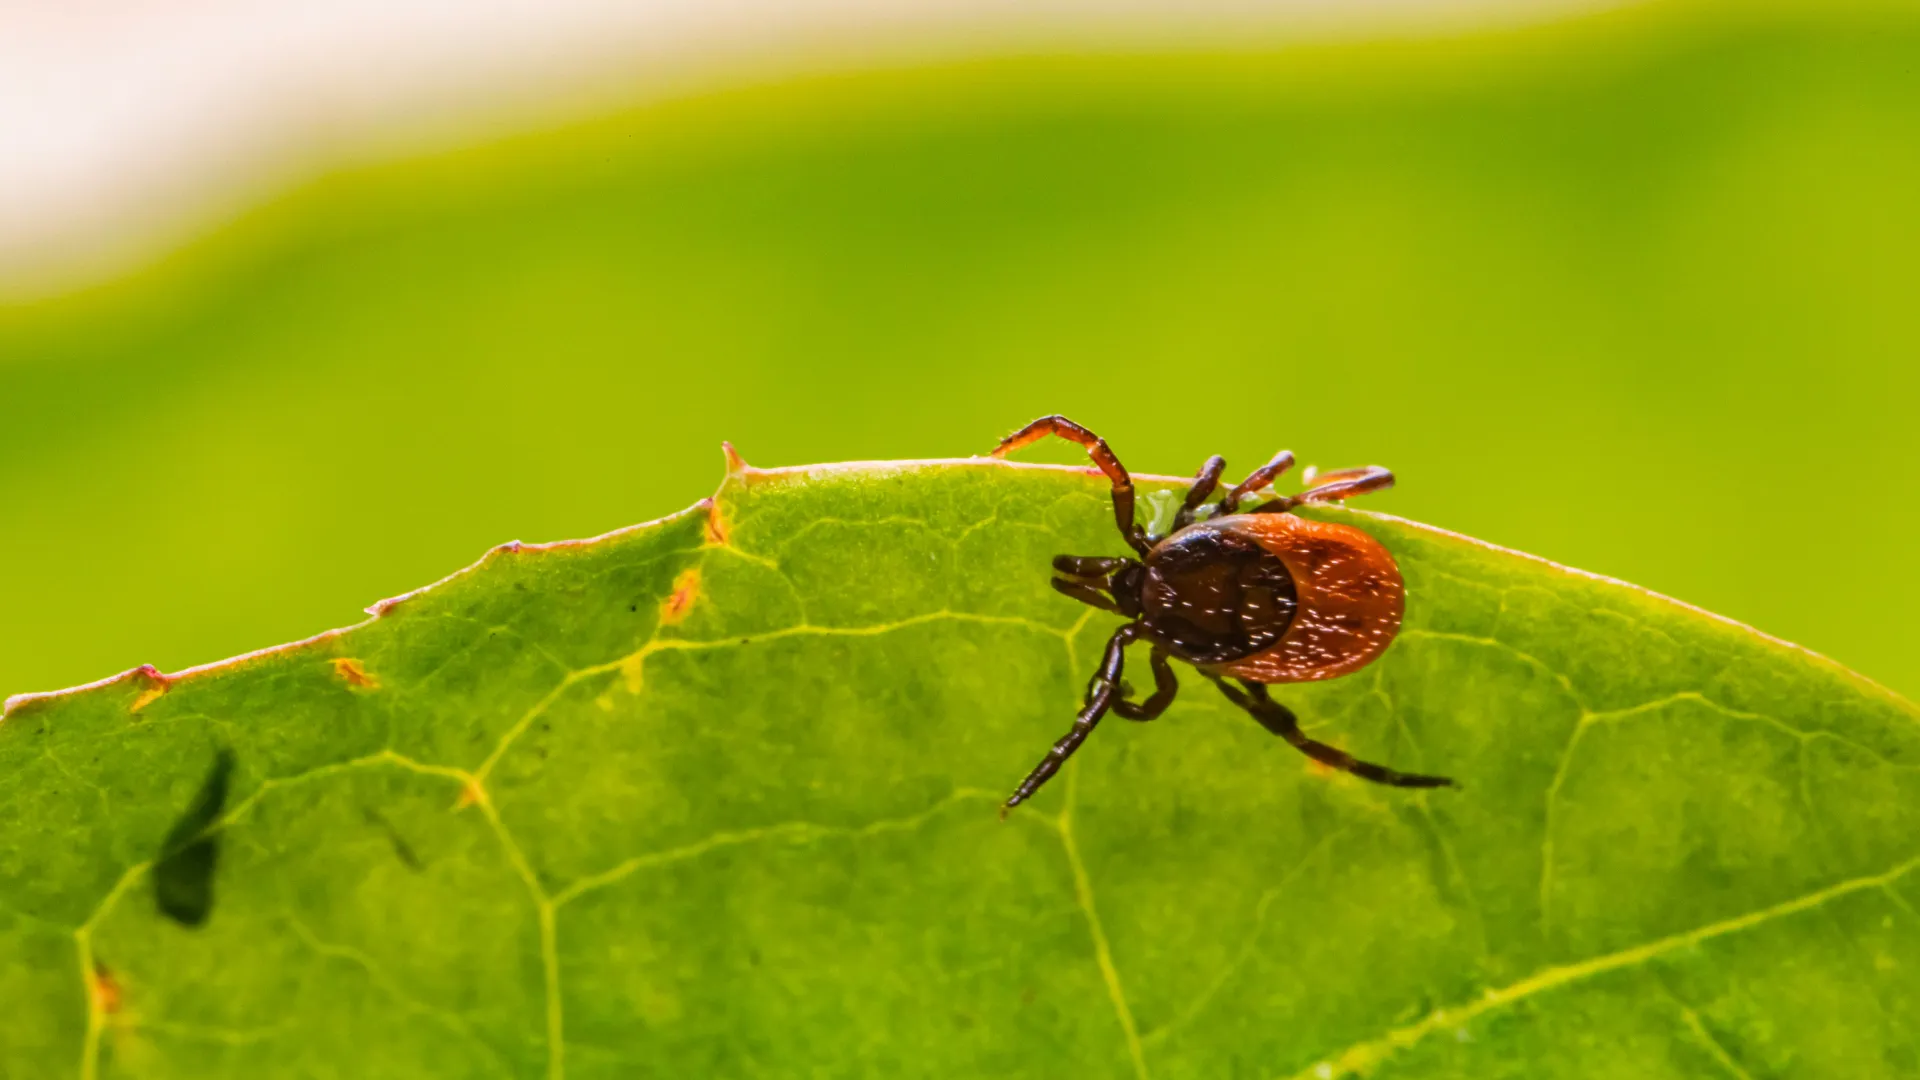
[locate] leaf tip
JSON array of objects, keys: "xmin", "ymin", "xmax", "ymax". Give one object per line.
[
  {"xmin": 722, "ymin": 441, "xmax": 750, "ymax": 475},
  {"xmin": 365, "ymin": 590, "xmax": 415, "ymax": 618},
  {"xmin": 128, "ymin": 664, "xmax": 172, "ymax": 713}
]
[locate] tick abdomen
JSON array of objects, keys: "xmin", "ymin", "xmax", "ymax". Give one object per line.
[
  {"xmin": 1199, "ymin": 513, "xmax": 1406, "ymax": 683},
  {"xmin": 1142, "ymin": 526, "xmax": 1300, "ymax": 664}
]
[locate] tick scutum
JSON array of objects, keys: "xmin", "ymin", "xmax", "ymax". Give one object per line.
[{"xmin": 1142, "ymin": 524, "xmax": 1299, "ymax": 665}]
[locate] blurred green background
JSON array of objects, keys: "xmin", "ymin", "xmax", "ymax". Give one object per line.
[{"xmin": 2, "ymin": 1, "xmax": 1915, "ymax": 703}]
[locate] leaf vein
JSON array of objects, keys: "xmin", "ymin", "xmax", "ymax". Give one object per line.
[
  {"xmin": 1280, "ymin": 853, "xmax": 1920, "ymax": 1080},
  {"xmin": 283, "ymin": 913, "xmax": 512, "ymax": 1075},
  {"xmin": 1141, "ymin": 829, "xmax": 1348, "ymax": 1048},
  {"xmin": 1058, "ymin": 764, "xmax": 1151, "ymax": 1080},
  {"xmin": 550, "ymin": 788, "xmax": 1002, "ymax": 907},
  {"xmin": 1585, "ymin": 691, "xmax": 1919, "ymax": 771},
  {"xmin": 1652, "ymin": 973, "xmax": 1756, "ymax": 1080}
]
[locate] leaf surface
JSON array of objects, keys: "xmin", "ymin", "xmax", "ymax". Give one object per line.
[{"xmin": 3, "ymin": 458, "xmax": 1917, "ymax": 1079}]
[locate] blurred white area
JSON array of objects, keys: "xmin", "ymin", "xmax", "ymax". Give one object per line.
[{"xmin": 0, "ymin": 0, "xmax": 1606, "ymax": 300}]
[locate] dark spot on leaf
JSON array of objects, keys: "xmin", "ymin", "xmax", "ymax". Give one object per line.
[
  {"xmin": 153, "ymin": 748, "xmax": 234, "ymax": 928},
  {"xmin": 363, "ymin": 808, "xmax": 423, "ymax": 872}
]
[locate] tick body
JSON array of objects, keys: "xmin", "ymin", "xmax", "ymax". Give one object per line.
[{"xmin": 992, "ymin": 414, "xmax": 1451, "ymax": 813}]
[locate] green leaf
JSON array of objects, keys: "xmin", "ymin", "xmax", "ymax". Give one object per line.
[
  {"xmin": 8, "ymin": 7, "xmax": 1920, "ymax": 707},
  {"xmin": 3, "ymin": 457, "xmax": 1916, "ymax": 1079}
]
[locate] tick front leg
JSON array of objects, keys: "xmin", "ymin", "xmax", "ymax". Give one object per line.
[
  {"xmin": 1212, "ymin": 678, "xmax": 1451, "ymax": 788},
  {"xmin": 1003, "ymin": 624, "xmax": 1139, "ymax": 814},
  {"xmin": 991, "ymin": 415, "xmax": 1150, "ymax": 556}
]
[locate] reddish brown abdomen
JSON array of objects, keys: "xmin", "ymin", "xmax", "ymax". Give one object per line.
[{"xmin": 1205, "ymin": 513, "xmax": 1403, "ymax": 683}]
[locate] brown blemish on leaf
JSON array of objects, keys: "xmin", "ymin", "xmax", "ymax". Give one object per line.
[
  {"xmin": 89, "ymin": 961, "xmax": 122, "ymax": 1015},
  {"xmin": 704, "ymin": 498, "xmax": 731, "ymax": 546},
  {"xmin": 331, "ymin": 658, "xmax": 379, "ymax": 689},
  {"xmin": 661, "ymin": 568, "xmax": 701, "ymax": 625},
  {"xmin": 3, "ymin": 497, "xmax": 724, "ymax": 722},
  {"xmin": 127, "ymin": 665, "xmax": 171, "ymax": 714},
  {"xmin": 11, "ymin": 456, "xmax": 1876, "ymax": 734}
]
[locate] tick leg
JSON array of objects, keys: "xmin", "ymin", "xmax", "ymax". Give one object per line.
[
  {"xmin": 1050, "ymin": 576, "xmax": 1125, "ymax": 615},
  {"xmin": 1003, "ymin": 623, "xmax": 1139, "ymax": 814},
  {"xmin": 1213, "ymin": 678, "xmax": 1452, "ymax": 788},
  {"xmin": 1296, "ymin": 465, "xmax": 1395, "ymax": 505},
  {"xmin": 1172, "ymin": 455, "xmax": 1227, "ymax": 532},
  {"xmin": 992, "ymin": 415, "xmax": 1150, "ymax": 556},
  {"xmin": 1251, "ymin": 465, "xmax": 1394, "ymax": 513},
  {"xmin": 1217, "ymin": 450, "xmax": 1298, "ymax": 515},
  {"xmin": 1114, "ymin": 647, "xmax": 1177, "ymax": 721}
]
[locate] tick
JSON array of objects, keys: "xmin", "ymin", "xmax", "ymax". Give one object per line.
[{"xmin": 991, "ymin": 414, "xmax": 1453, "ymax": 813}]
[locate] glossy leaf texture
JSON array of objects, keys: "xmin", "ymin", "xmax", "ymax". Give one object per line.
[{"xmin": 3, "ymin": 458, "xmax": 1917, "ymax": 1080}]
